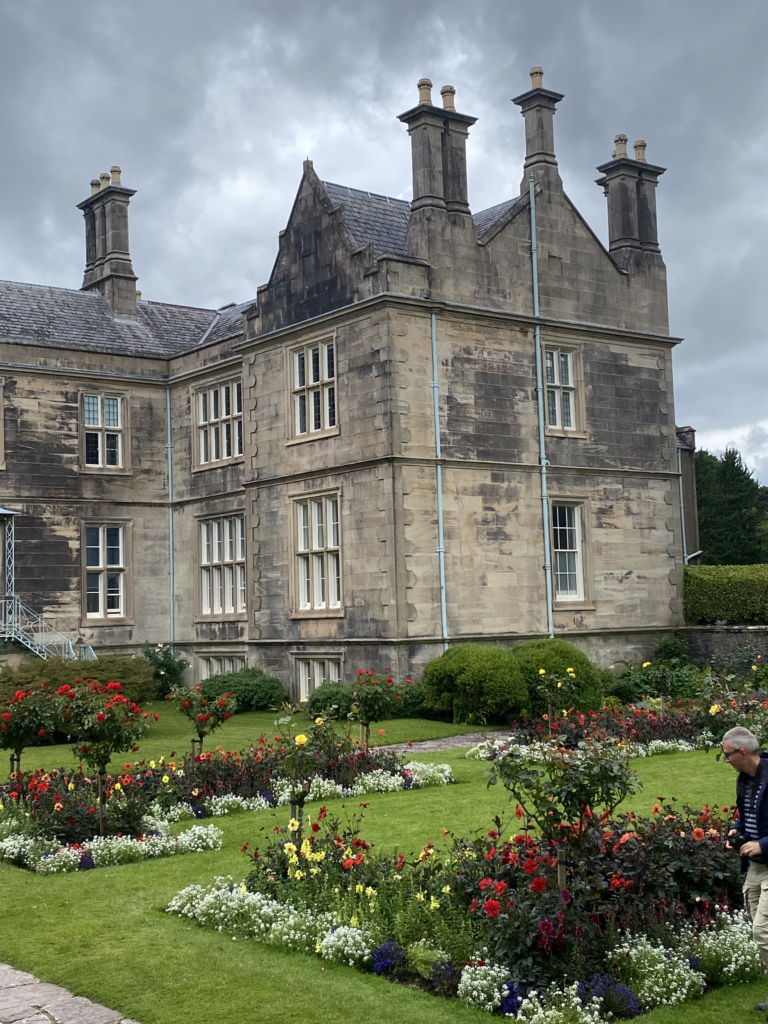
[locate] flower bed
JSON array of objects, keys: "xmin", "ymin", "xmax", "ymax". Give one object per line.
[
  {"xmin": 466, "ymin": 735, "xmax": 713, "ymax": 762},
  {"xmin": 0, "ymin": 822, "xmax": 222, "ymax": 874}
]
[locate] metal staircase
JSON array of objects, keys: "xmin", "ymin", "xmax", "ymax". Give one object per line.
[{"xmin": 0, "ymin": 508, "xmax": 97, "ymax": 661}]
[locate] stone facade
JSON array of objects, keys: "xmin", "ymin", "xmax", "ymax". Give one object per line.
[{"xmin": 0, "ymin": 69, "xmax": 693, "ymax": 693}]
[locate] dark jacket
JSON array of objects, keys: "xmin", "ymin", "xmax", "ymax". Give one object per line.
[{"xmin": 734, "ymin": 751, "xmax": 768, "ymax": 872}]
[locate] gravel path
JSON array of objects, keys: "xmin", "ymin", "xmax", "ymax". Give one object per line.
[
  {"xmin": 383, "ymin": 730, "xmax": 509, "ymax": 755},
  {"xmin": 0, "ymin": 964, "xmax": 139, "ymax": 1024}
]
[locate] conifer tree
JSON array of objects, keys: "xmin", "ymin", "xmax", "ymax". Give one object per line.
[{"xmin": 695, "ymin": 447, "xmax": 767, "ymax": 564}]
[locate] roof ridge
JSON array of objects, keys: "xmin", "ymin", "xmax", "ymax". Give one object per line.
[
  {"xmin": 323, "ymin": 181, "xmax": 411, "ymax": 207},
  {"xmin": 0, "ymin": 279, "xmax": 93, "ymax": 296}
]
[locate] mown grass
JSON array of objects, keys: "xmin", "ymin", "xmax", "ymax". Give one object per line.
[{"xmin": 0, "ymin": 745, "xmax": 759, "ymax": 1023}]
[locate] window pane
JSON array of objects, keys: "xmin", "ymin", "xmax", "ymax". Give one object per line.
[
  {"xmin": 559, "ymin": 352, "xmax": 571, "ymax": 387},
  {"xmin": 297, "ymin": 503, "xmax": 309, "ymax": 551},
  {"xmin": 86, "ymin": 573, "xmax": 101, "ymax": 615},
  {"xmin": 547, "ymin": 390, "xmax": 558, "ymax": 427},
  {"xmin": 296, "ymin": 393, "xmax": 306, "ymax": 434},
  {"xmin": 200, "ymin": 428, "xmax": 209, "ymax": 464},
  {"xmin": 238, "ymin": 517, "xmax": 245, "ymax": 560},
  {"xmin": 235, "ymin": 418, "xmax": 243, "ymax": 456},
  {"xmin": 325, "ymin": 385, "xmax": 336, "ymax": 428},
  {"xmin": 313, "ymin": 553, "xmax": 325, "ymax": 607},
  {"xmin": 200, "ymin": 392, "xmax": 208, "ymax": 423},
  {"xmin": 200, "ymin": 658, "xmax": 211, "ymax": 681},
  {"xmin": 201, "ymin": 523, "xmax": 211, "ymax": 564},
  {"xmin": 312, "ymin": 389, "xmax": 321, "ymax": 430},
  {"xmin": 295, "ymin": 351, "xmax": 306, "ymax": 388},
  {"xmin": 224, "ymin": 421, "xmax": 232, "ymax": 459},
  {"xmin": 545, "ymin": 351, "xmax": 555, "ymax": 385},
  {"xmin": 555, "ymin": 551, "xmax": 578, "ymax": 596},
  {"xmin": 298, "ymin": 660, "xmax": 311, "ymax": 701},
  {"xmin": 328, "ymin": 497, "xmax": 339, "ymax": 548},
  {"xmin": 311, "ymin": 500, "xmax": 324, "ymax": 549},
  {"xmin": 223, "ymin": 385, "xmax": 231, "ymax": 417},
  {"xmin": 224, "ymin": 565, "xmax": 234, "ymax": 612},
  {"xmin": 328, "ymin": 551, "xmax": 341, "ymax": 607},
  {"xmin": 106, "ymin": 573, "xmax": 121, "ymax": 613},
  {"xmin": 298, "ymin": 555, "xmax": 311, "ymax": 608},
  {"xmin": 201, "ymin": 567, "xmax": 211, "ymax": 614},
  {"xmin": 105, "ymin": 527, "xmax": 121, "ymax": 566},
  {"xmin": 327, "ymin": 660, "xmax": 340, "ymax": 683},
  {"xmin": 213, "ymin": 521, "xmax": 222, "ymax": 562},
  {"xmin": 311, "ymin": 346, "xmax": 320, "ymax": 383},
  {"xmin": 226, "ymin": 519, "xmax": 234, "ymax": 561},
  {"xmin": 237, "ymin": 564, "xmax": 246, "ymax": 612},
  {"xmin": 105, "ymin": 433, "xmax": 119, "ymax": 466},
  {"xmin": 212, "ymin": 566, "xmax": 222, "ymax": 613},
  {"xmin": 326, "ymin": 343, "xmax": 335, "ymax": 380},
  {"xmin": 86, "ymin": 526, "xmax": 101, "ymax": 567},
  {"xmin": 235, "ymin": 381, "xmax": 242, "ymax": 414},
  {"xmin": 212, "ymin": 425, "xmax": 220, "ymax": 461},
  {"xmin": 83, "ymin": 395, "xmax": 100, "ymax": 426},
  {"xmin": 85, "ymin": 432, "xmax": 100, "ymax": 465},
  {"xmin": 104, "ymin": 397, "xmax": 119, "ymax": 427},
  {"xmin": 212, "ymin": 389, "xmax": 219, "ymax": 420},
  {"xmin": 561, "ymin": 390, "xmax": 573, "ymax": 429}
]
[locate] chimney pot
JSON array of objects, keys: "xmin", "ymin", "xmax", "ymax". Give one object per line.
[
  {"xmin": 530, "ymin": 66, "xmax": 544, "ymax": 89},
  {"xmin": 99, "ymin": 172, "xmax": 111, "ymax": 190},
  {"xmin": 440, "ymin": 85, "xmax": 456, "ymax": 110},
  {"xmin": 136, "ymin": 289, "xmax": 142, "ymax": 300},
  {"xmin": 110, "ymin": 165, "xmax": 122, "ymax": 184},
  {"xmin": 417, "ymin": 78, "xmax": 433, "ymax": 104},
  {"xmin": 633, "ymin": 140, "xmax": 647, "ymax": 162},
  {"xmin": 612, "ymin": 134, "xmax": 628, "ymax": 159},
  {"xmin": 90, "ymin": 178, "xmax": 101, "ymax": 196}
]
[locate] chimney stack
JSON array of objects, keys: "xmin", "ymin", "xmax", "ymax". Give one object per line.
[
  {"xmin": 77, "ymin": 167, "xmax": 138, "ymax": 316},
  {"xmin": 512, "ymin": 66, "xmax": 564, "ymax": 193},
  {"xmin": 398, "ymin": 78, "xmax": 477, "ymax": 259},
  {"xmin": 596, "ymin": 137, "xmax": 665, "ymax": 260}
]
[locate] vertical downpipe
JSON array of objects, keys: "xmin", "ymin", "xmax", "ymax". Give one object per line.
[
  {"xmin": 165, "ymin": 388, "xmax": 175, "ymax": 645},
  {"xmin": 677, "ymin": 447, "xmax": 689, "ymax": 563},
  {"xmin": 528, "ymin": 175, "xmax": 555, "ymax": 638},
  {"xmin": 430, "ymin": 312, "xmax": 449, "ymax": 650}
]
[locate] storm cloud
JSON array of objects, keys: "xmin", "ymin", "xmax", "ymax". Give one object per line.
[{"xmin": 1, "ymin": 0, "xmax": 767, "ymax": 477}]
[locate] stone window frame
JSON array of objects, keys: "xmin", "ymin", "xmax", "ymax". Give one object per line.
[
  {"xmin": 542, "ymin": 342, "xmax": 588, "ymax": 439},
  {"xmin": 288, "ymin": 487, "xmax": 344, "ymax": 620},
  {"xmin": 194, "ymin": 511, "xmax": 248, "ymax": 624},
  {"xmin": 197, "ymin": 651, "xmax": 247, "ymax": 682},
  {"xmin": 549, "ymin": 497, "xmax": 596, "ymax": 611},
  {"xmin": 79, "ymin": 517, "xmax": 134, "ymax": 626},
  {"xmin": 289, "ymin": 649, "xmax": 345, "ymax": 701},
  {"xmin": 191, "ymin": 374, "xmax": 245, "ymax": 472},
  {"xmin": 285, "ymin": 328, "xmax": 340, "ymax": 446},
  {"xmin": 78, "ymin": 388, "xmax": 133, "ymax": 474}
]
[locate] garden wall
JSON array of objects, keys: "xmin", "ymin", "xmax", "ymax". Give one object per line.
[{"xmin": 682, "ymin": 625, "xmax": 768, "ymax": 663}]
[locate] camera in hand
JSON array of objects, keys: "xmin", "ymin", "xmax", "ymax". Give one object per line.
[{"xmin": 729, "ymin": 832, "xmax": 749, "ymax": 852}]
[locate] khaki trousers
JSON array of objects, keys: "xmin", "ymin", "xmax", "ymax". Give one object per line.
[{"xmin": 743, "ymin": 861, "xmax": 768, "ymax": 971}]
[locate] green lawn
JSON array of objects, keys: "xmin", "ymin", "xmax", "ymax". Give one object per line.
[
  {"xmin": 0, "ymin": 747, "xmax": 760, "ymax": 1023},
  {"xmin": 12, "ymin": 704, "xmax": 495, "ymax": 774}
]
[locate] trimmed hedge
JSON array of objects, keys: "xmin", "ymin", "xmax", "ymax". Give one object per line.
[
  {"xmin": 199, "ymin": 668, "xmax": 288, "ymax": 712},
  {"xmin": 510, "ymin": 638, "xmax": 603, "ymax": 714},
  {"xmin": 306, "ymin": 679, "xmax": 430, "ymax": 720},
  {"xmin": 684, "ymin": 564, "xmax": 768, "ymax": 625},
  {"xmin": 0, "ymin": 655, "xmax": 157, "ymax": 705},
  {"xmin": 422, "ymin": 644, "xmax": 529, "ymax": 725}
]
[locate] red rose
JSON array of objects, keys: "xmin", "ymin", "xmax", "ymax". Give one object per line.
[
  {"xmin": 154, "ymin": 714, "xmax": 159, "ymax": 721},
  {"xmin": 218, "ymin": 700, "xmax": 225, "ymax": 707},
  {"xmin": 183, "ymin": 701, "xmax": 190, "ymax": 709},
  {"xmin": 2, "ymin": 712, "xmax": 10, "ymax": 721},
  {"xmin": 484, "ymin": 899, "xmax": 501, "ymax": 918},
  {"xmin": 38, "ymin": 728, "xmax": 46, "ymax": 736},
  {"xmin": 198, "ymin": 714, "xmax": 206, "ymax": 722},
  {"xmin": 530, "ymin": 877, "xmax": 547, "ymax": 893},
  {"xmin": 224, "ymin": 713, "xmax": 231, "ymax": 720},
  {"xmin": 96, "ymin": 713, "xmax": 105, "ymax": 722},
  {"xmin": 311, "ymin": 822, "xmax": 320, "ymax": 832}
]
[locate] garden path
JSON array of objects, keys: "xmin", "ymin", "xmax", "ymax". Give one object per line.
[
  {"xmin": 0, "ymin": 964, "xmax": 139, "ymax": 1024},
  {"xmin": 383, "ymin": 729, "xmax": 509, "ymax": 754}
]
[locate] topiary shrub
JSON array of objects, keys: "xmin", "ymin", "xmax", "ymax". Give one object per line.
[
  {"xmin": 684, "ymin": 564, "xmax": 768, "ymax": 625},
  {"xmin": 421, "ymin": 643, "xmax": 529, "ymax": 725},
  {"xmin": 305, "ymin": 681, "xmax": 356, "ymax": 719},
  {"xmin": 199, "ymin": 668, "xmax": 288, "ymax": 712},
  {"xmin": 510, "ymin": 638, "xmax": 603, "ymax": 714},
  {"xmin": 0, "ymin": 655, "xmax": 158, "ymax": 705}
]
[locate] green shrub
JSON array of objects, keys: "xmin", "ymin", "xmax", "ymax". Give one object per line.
[
  {"xmin": 422, "ymin": 643, "xmax": 529, "ymax": 725},
  {"xmin": 141, "ymin": 643, "xmax": 188, "ymax": 697},
  {"xmin": 684, "ymin": 564, "xmax": 768, "ymax": 625},
  {"xmin": 199, "ymin": 668, "xmax": 288, "ymax": 712},
  {"xmin": 305, "ymin": 682, "xmax": 356, "ymax": 719},
  {"xmin": 510, "ymin": 638, "xmax": 603, "ymax": 714},
  {"xmin": 652, "ymin": 634, "xmax": 689, "ymax": 663},
  {"xmin": 0, "ymin": 655, "xmax": 157, "ymax": 705}
]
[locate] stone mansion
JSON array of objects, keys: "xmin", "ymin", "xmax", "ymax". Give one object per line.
[{"xmin": 0, "ymin": 68, "xmax": 699, "ymax": 694}]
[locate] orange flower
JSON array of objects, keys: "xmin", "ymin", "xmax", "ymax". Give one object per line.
[{"xmin": 692, "ymin": 827, "xmax": 705, "ymax": 841}]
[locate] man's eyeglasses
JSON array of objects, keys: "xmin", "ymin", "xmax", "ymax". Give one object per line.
[{"xmin": 722, "ymin": 748, "xmax": 742, "ymax": 761}]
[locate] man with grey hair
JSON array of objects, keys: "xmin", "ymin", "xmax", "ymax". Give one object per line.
[{"xmin": 724, "ymin": 726, "xmax": 768, "ymax": 1009}]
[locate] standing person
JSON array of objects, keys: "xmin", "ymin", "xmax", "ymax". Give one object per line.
[{"xmin": 723, "ymin": 726, "xmax": 768, "ymax": 1009}]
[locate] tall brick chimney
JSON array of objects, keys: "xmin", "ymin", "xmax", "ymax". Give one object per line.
[
  {"xmin": 77, "ymin": 166, "xmax": 138, "ymax": 316},
  {"xmin": 595, "ymin": 138, "xmax": 665, "ymax": 264},
  {"xmin": 398, "ymin": 79, "xmax": 477, "ymax": 260},
  {"xmin": 512, "ymin": 67, "xmax": 564, "ymax": 194}
]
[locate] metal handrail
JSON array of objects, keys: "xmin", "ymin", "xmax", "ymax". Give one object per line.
[{"xmin": 0, "ymin": 597, "xmax": 96, "ymax": 660}]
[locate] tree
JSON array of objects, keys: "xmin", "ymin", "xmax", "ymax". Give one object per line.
[{"xmin": 695, "ymin": 447, "xmax": 768, "ymax": 565}]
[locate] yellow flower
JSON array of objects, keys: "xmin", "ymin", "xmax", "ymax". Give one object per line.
[
  {"xmin": 315, "ymin": 942, "xmax": 322, "ymax": 953},
  {"xmin": 161, "ymin": 776, "xmax": 170, "ymax": 784},
  {"xmin": 709, "ymin": 704, "xmax": 721, "ymax": 715},
  {"xmin": 430, "ymin": 897, "xmax": 440, "ymax": 911},
  {"xmin": 566, "ymin": 667, "xmax": 573, "ymax": 673},
  {"xmin": 54, "ymin": 802, "xmax": 63, "ymax": 811},
  {"xmin": 284, "ymin": 842, "xmax": 297, "ymax": 855},
  {"xmin": 441, "ymin": 885, "xmax": 451, "ymax": 895},
  {"xmin": 149, "ymin": 760, "xmax": 156, "ymax": 769},
  {"xmin": 294, "ymin": 870, "xmax": 305, "ymax": 880},
  {"xmin": 289, "ymin": 854, "xmax": 299, "ymax": 865},
  {"xmin": 315, "ymin": 717, "xmax": 324, "ymax": 725},
  {"xmin": 68, "ymin": 783, "xmax": 75, "ymax": 791},
  {"xmin": 288, "ymin": 818, "xmax": 300, "ymax": 831},
  {"xmin": 415, "ymin": 892, "xmax": 425, "ymax": 902},
  {"xmin": 350, "ymin": 916, "xmax": 359, "ymax": 927},
  {"xmin": 114, "ymin": 782, "xmax": 122, "ymax": 791},
  {"xmin": 365, "ymin": 886, "xmax": 376, "ymax": 898},
  {"xmin": 356, "ymin": 884, "xmax": 364, "ymax": 893},
  {"xmin": 642, "ymin": 662, "xmax": 651, "ymax": 668},
  {"xmin": 294, "ymin": 734, "xmax": 308, "ymax": 746},
  {"xmin": 192, "ymin": 788, "xmax": 199, "ymax": 796},
  {"xmin": 310, "ymin": 867, "xmax": 320, "ymax": 876},
  {"xmin": 539, "ymin": 668, "xmax": 546, "ymax": 676},
  {"xmin": 557, "ymin": 682, "xmax": 562, "ymax": 689},
  {"xmin": 240, "ymin": 884, "xmax": 247, "ymax": 894},
  {"xmin": 753, "ymin": 666, "xmax": 759, "ymax": 672}
]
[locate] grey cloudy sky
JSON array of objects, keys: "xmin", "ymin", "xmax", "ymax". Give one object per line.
[{"xmin": 1, "ymin": 0, "xmax": 767, "ymax": 479}]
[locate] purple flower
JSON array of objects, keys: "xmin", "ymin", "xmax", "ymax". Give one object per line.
[
  {"xmin": 560, "ymin": 888, "xmax": 572, "ymax": 904},
  {"xmin": 539, "ymin": 918, "xmax": 554, "ymax": 936}
]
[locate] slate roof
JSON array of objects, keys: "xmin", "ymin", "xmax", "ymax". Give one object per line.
[
  {"xmin": 323, "ymin": 181, "xmax": 522, "ymax": 254},
  {"xmin": 0, "ymin": 279, "xmax": 225, "ymax": 359},
  {"xmin": 323, "ymin": 182, "xmax": 410, "ymax": 256}
]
